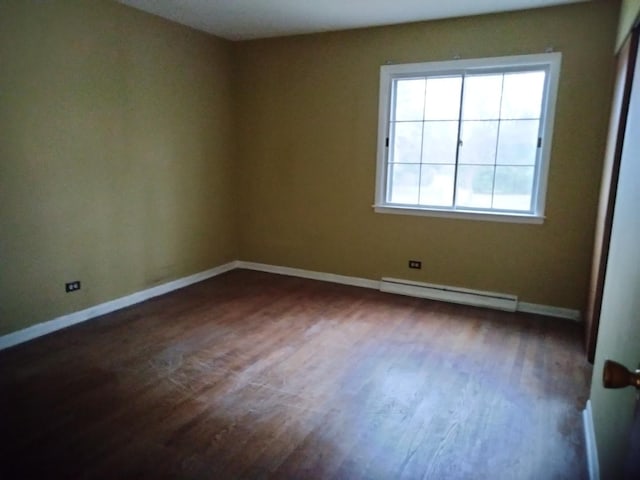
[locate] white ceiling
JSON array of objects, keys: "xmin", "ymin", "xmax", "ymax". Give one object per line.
[{"xmin": 118, "ymin": 0, "xmax": 590, "ymax": 41}]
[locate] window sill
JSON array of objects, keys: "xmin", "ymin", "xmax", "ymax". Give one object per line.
[{"xmin": 373, "ymin": 205, "xmax": 545, "ymax": 224}]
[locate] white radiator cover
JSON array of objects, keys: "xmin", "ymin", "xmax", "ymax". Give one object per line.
[{"xmin": 380, "ymin": 277, "xmax": 518, "ymax": 312}]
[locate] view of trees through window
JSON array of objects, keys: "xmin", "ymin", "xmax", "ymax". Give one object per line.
[{"xmin": 387, "ymin": 70, "xmax": 546, "ymax": 212}]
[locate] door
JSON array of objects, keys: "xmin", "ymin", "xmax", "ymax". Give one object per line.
[
  {"xmin": 584, "ymin": 33, "xmax": 638, "ymax": 362},
  {"xmin": 588, "ymin": 25, "xmax": 640, "ymax": 479}
]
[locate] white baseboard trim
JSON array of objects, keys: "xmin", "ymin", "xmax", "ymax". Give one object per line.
[
  {"xmin": 517, "ymin": 302, "xmax": 581, "ymax": 322},
  {"xmin": 235, "ymin": 261, "xmax": 380, "ymax": 290},
  {"xmin": 583, "ymin": 400, "xmax": 600, "ymax": 480},
  {"xmin": 0, "ymin": 261, "xmax": 238, "ymax": 351},
  {"xmin": 237, "ymin": 261, "xmax": 581, "ymax": 320},
  {"xmin": 0, "ymin": 259, "xmax": 582, "ymax": 351}
]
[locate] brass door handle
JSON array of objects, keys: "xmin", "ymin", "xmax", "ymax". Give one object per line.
[{"xmin": 603, "ymin": 360, "xmax": 640, "ymax": 389}]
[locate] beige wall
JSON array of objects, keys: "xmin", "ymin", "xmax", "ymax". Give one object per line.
[
  {"xmin": 0, "ymin": 1, "xmax": 237, "ymax": 335},
  {"xmin": 617, "ymin": 0, "xmax": 640, "ymax": 50},
  {"xmin": 234, "ymin": 1, "xmax": 619, "ymax": 310},
  {"xmin": 0, "ymin": 0, "xmax": 621, "ymax": 337}
]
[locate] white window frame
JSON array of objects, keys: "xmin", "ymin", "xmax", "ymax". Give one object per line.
[{"xmin": 374, "ymin": 52, "xmax": 562, "ymax": 224}]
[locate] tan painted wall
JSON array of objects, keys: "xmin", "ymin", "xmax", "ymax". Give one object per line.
[
  {"xmin": 617, "ymin": 0, "xmax": 640, "ymax": 50},
  {"xmin": 0, "ymin": 0, "xmax": 621, "ymax": 337},
  {"xmin": 0, "ymin": 1, "xmax": 237, "ymax": 335},
  {"xmin": 233, "ymin": 1, "xmax": 619, "ymax": 310}
]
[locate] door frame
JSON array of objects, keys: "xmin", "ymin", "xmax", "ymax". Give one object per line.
[{"xmin": 585, "ymin": 30, "xmax": 639, "ymax": 362}]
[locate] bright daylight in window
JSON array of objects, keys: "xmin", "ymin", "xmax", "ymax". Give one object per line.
[{"xmin": 374, "ymin": 53, "xmax": 561, "ymax": 223}]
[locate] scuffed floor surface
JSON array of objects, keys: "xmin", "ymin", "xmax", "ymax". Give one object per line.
[{"xmin": 0, "ymin": 270, "xmax": 592, "ymax": 479}]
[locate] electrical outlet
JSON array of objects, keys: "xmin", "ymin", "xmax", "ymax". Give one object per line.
[
  {"xmin": 65, "ymin": 281, "xmax": 81, "ymax": 293},
  {"xmin": 408, "ymin": 260, "xmax": 422, "ymax": 269}
]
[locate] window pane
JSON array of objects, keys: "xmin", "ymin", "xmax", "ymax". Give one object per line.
[
  {"xmin": 424, "ymin": 76, "xmax": 462, "ymax": 120},
  {"xmin": 419, "ymin": 165, "xmax": 455, "ymax": 207},
  {"xmin": 492, "ymin": 166, "xmax": 534, "ymax": 211},
  {"xmin": 422, "ymin": 121, "xmax": 458, "ymax": 164},
  {"xmin": 458, "ymin": 120, "xmax": 498, "ymax": 165},
  {"xmin": 394, "ymin": 79, "xmax": 425, "ymax": 121},
  {"xmin": 378, "ymin": 54, "xmax": 560, "ymax": 218},
  {"xmin": 391, "ymin": 122, "xmax": 422, "ymax": 163},
  {"xmin": 455, "ymin": 165, "xmax": 494, "ymax": 209},
  {"xmin": 461, "ymin": 74, "xmax": 503, "ymax": 120},
  {"xmin": 501, "ymin": 71, "xmax": 545, "ymax": 119},
  {"xmin": 497, "ymin": 120, "xmax": 539, "ymax": 165},
  {"xmin": 388, "ymin": 163, "xmax": 420, "ymax": 204}
]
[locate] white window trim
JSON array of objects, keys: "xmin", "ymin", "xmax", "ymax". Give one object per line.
[{"xmin": 374, "ymin": 52, "xmax": 562, "ymax": 223}]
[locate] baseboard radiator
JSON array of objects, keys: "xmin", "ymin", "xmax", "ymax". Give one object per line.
[{"xmin": 380, "ymin": 277, "xmax": 518, "ymax": 312}]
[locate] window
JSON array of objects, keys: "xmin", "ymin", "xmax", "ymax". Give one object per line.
[{"xmin": 374, "ymin": 53, "xmax": 561, "ymax": 223}]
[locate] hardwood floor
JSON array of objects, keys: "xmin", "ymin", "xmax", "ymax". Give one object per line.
[{"xmin": 0, "ymin": 270, "xmax": 592, "ymax": 479}]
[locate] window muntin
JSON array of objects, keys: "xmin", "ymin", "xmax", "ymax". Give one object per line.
[{"xmin": 375, "ymin": 53, "xmax": 561, "ymax": 222}]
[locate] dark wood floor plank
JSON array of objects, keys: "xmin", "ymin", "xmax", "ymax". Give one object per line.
[{"xmin": 0, "ymin": 270, "xmax": 591, "ymax": 479}]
